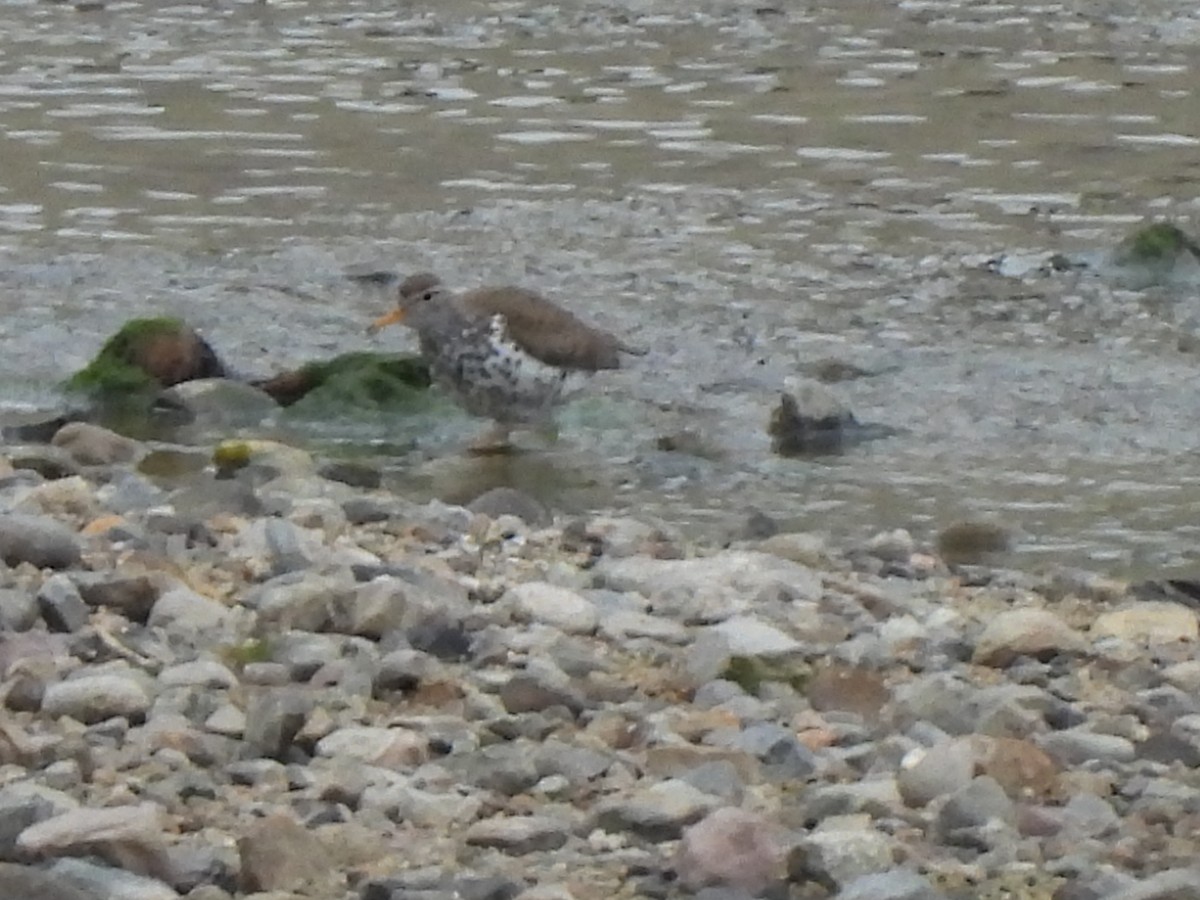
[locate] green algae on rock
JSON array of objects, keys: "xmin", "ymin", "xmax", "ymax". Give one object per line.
[
  {"xmin": 255, "ymin": 351, "xmax": 431, "ymax": 413},
  {"xmin": 1109, "ymin": 222, "xmax": 1200, "ymax": 288},
  {"xmin": 720, "ymin": 655, "xmax": 810, "ymax": 696},
  {"xmin": 65, "ymin": 317, "xmax": 226, "ymax": 397},
  {"xmin": 1115, "ymin": 222, "xmax": 1200, "ymax": 264}
]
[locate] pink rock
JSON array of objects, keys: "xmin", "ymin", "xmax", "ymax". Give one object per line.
[{"xmin": 673, "ymin": 807, "xmax": 784, "ymax": 893}]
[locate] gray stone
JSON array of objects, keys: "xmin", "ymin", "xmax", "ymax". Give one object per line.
[
  {"xmin": 533, "ymin": 740, "xmax": 614, "ymax": 783},
  {"xmin": 0, "ymin": 863, "xmax": 90, "ymax": 900},
  {"xmin": 96, "ymin": 472, "xmax": 166, "ymax": 515},
  {"xmin": 597, "ymin": 551, "xmax": 821, "ymax": 604},
  {"xmin": 1092, "ymin": 602, "xmax": 1199, "ymax": 644},
  {"xmin": 374, "ymin": 648, "xmax": 438, "ymax": 693},
  {"xmin": 157, "ymin": 660, "xmax": 238, "ymax": 689},
  {"xmin": 49, "ymin": 859, "xmax": 177, "ymax": 899},
  {"xmin": 262, "ymin": 518, "xmax": 313, "ymax": 575},
  {"xmin": 498, "ymin": 674, "xmax": 584, "ymax": 716},
  {"xmin": 463, "ymin": 815, "xmax": 567, "ymax": 855},
  {"xmin": 50, "ymin": 422, "xmax": 139, "ymax": 466},
  {"xmin": 836, "ymin": 869, "xmax": 947, "ymax": 900},
  {"xmin": 18, "ymin": 803, "xmax": 169, "ymax": 879},
  {"xmin": 243, "ymin": 572, "xmax": 346, "ymax": 632},
  {"xmin": 0, "ymin": 587, "xmax": 39, "ymax": 631},
  {"xmin": 165, "ymin": 831, "xmax": 239, "ymax": 894},
  {"xmin": 317, "ymin": 459, "xmax": 382, "ymax": 489},
  {"xmin": 341, "ymin": 577, "xmax": 410, "ymax": 639},
  {"xmin": 592, "ymin": 779, "xmax": 719, "ymax": 841},
  {"xmin": 273, "ymin": 631, "xmax": 361, "ymax": 684},
  {"xmin": 36, "ymin": 575, "xmax": 90, "ymax": 633},
  {"xmin": 896, "ymin": 740, "xmax": 976, "ymax": 808},
  {"xmin": 972, "ymin": 608, "xmax": 1086, "ymax": 667},
  {"xmin": 147, "ymin": 586, "xmax": 231, "ymax": 633},
  {"xmin": 0, "ymin": 515, "xmax": 81, "ymax": 570},
  {"xmin": 1061, "ymin": 792, "xmax": 1120, "ymax": 838},
  {"xmin": 467, "ymin": 487, "xmax": 549, "ymax": 526},
  {"xmin": 364, "ymin": 782, "xmax": 483, "ymax": 829},
  {"xmin": 794, "ymin": 826, "xmax": 896, "ymax": 889},
  {"xmin": 598, "ymin": 610, "xmax": 689, "ymax": 644},
  {"xmin": 0, "ymin": 784, "xmax": 65, "ymax": 857},
  {"xmin": 863, "ymin": 528, "xmax": 916, "ymax": 563},
  {"xmin": 70, "ymin": 573, "xmax": 158, "ymax": 622},
  {"xmin": 342, "ymin": 496, "xmax": 395, "ymax": 525},
  {"xmin": 891, "ymin": 674, "xmax": 983, "ymax": 735},
  {"xmin": 163, "ymin": 378, "xmax": 278, "ymax": 429},
  {"xmin": 241, "ymin": 689, "xmax": 310, "ymax": 760},
  {"xmin": 314, "ymin": 726, "xmax": 429, "ymax": 770},
  {"xmin": 41, "ymin": 674, "xmax": 151, "ymax": 724},
  {"xmin": 236, "ymin": 812, "xmax": 343, "ymax": 895},
  {"xmin": 936, "ymin": 776, "xmax": 1017, "ymax": 834},
  {"xmin": 707, "ymin": 615, "xmax": 802, "ymax": 658},
  {"xmin": 1037, "ymin": 729, "xmax": 1137, "ymax": 765},
  {"xmin": 503, "ymin": 582, "xmax": 598, "ymax": 634},
  {"xmin": 472, "ymin": 744, "xmax": 545, "ymax": 795},
  {"xmin": 710, "ymin": 723, "xmax": 818, "ymax": 779},
  {"xmin": 678, "ymin": 761, "xmax": 745, "ymax": 802},
  {"xmin": 1103, "ymin": 868, "xmax": 1200, "ymax": 900}
]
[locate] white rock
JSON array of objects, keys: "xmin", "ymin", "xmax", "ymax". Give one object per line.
[
  {"xmin": 315, "ymin": 726, "xmax": 429, "ymax": 770},
  {"xmin": 147, "ymin": 585, "xmax": 231, "ymax": 632},
  {"xmin": 708, "ymin": 615, "xmax": 801, "ymax": 657},
  {"xmin": 972, "ymin": 608, "xmax": 1086, "ymax": 667},
  {"xmin": 504, "ymin": 582, "xmax": 598, "ymax": 634},
  {"xmin": 598, "ymin": 551, "xmax": 821, "ymax": 603},
  {"xmin": 17, "ymin": 802, "xmax": 165, "ymax": 855},
  {"xmin": 1091, "ymin": 602, "xmax": 1198, "ymax": 644},
  {"xmin": 41, "ymin": 674, "xmax": 151, "ymax": 724}
]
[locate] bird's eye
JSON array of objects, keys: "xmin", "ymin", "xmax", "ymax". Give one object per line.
[{"xmin": 422, "ymin": 290, "xmax": 435, "ymax": 301}]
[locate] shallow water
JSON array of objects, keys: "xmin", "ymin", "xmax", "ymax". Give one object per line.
[{"xmin": 2, "ymin": 0, "xmax": 1200, "ymax": 576}]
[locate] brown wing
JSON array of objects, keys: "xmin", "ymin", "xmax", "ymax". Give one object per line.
[{"xmin": 458, "ymin": 286, "xmax": 622, "ymax": 371}]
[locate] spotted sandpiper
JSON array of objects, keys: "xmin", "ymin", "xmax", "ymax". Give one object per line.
[{"xmin": 369, "ymin": 273, "xmax": 635, "ymax": 453}]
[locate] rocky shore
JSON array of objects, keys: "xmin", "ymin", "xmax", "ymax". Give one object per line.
[{"xmin": 0, "ymin": 421, "xmax": 1197, "ymax": 900}]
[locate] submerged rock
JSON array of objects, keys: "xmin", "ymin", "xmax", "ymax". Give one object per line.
[
  {"xmin": 936, "ymin": 520, "xmax": 1013, "ymax": 565},
  {"xmin": 768, "ymin": 380, "xmax": 892, "ymax": 456},
  {"xmin": 253, "ymin": 351, "xmax": 430, "ymax": 410},
  {"xmin": 1108, "ymin": 222, "xmax": 1200, "ymax": 288},
  {"xmin": 66, "ymin": 317, "xmax": 225, "ymax": 397}
]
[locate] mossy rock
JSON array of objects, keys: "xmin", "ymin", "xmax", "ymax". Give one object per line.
[
  {"xmin": 937, "ymin": 520, "xmax": 1013, "ymax": 564},
  {"xmin": 1114, "ymin": 222, "xmax": 1200, "ymax": 265},
  {"xmin": 220, "ymin": 637, "xmax": 274, "ymax": 669},
  {"xmin": 720, "ymin": 655, "xmax": 810, "ymax": 696},
  {"xmin": 257, "ymin": 351, "xmax": 432, "ymax": 414},
  {"xmin": 66, "ymin": 317, "xmax": 225, "ymax": 399},
  {"xmin": 1108, "ymin": 223, "xmax": 1200, "ymax": 290}
]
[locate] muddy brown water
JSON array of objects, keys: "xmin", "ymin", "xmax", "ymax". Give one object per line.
[{"xmin": 2, "ymin": 0, "xmax": 1200, "ymax": 577}]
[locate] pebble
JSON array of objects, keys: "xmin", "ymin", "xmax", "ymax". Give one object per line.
[
  {"xmin": 40, "ymin": 673, "xmax": 152, "ymax": 724},
  {"xmin": 707, "ymin": 615, "xmax": 802, "ymax": 657},
  {"xmin": 1091, "ymin": 601, "xmax": 1199, "ymax": 643},
  {"xmin": 236, "ymin": 812, "xmax": 343, "ymax": 895},
  {"xmin": 972, "ymin": 607, "xmax": 1086, "ymax": 666},
  {"xmin": 0, "ymin": 513, "xmax": 82, "ymax": 569},
  {"xmin": 673, "ymin": 807, "xmax": 784, "ymax": 893},
  {"xmin": 464, "ymin": 815, "xmax": 569, "ymax": 855},
  {"xmin": 51, "ymin": 422, "xmax": 139, "ymax": 466},
  {"xmin": 0, "ymin": 863, "xmax": 91, "ymax": 900},
  {"xmin": 503, "ymin": 581, "xmax": 599, "ymax": 634}
]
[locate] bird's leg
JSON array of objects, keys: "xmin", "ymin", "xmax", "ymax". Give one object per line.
[{"xmin": 468, "ymin": 422, "xmax": 514, "ymax": 455}]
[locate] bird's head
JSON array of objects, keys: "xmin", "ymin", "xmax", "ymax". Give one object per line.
[{"xmin": 368, "ymin": 272, "xmax": 446, "ymax": 334}]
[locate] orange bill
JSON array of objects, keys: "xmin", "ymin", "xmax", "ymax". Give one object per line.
[{"xmin": 368, "ymin": 307, "xmax": 406, "ymax": 334}]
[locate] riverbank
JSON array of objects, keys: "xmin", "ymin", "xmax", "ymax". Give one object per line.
[{"xmin": 0, "ymin": 423, "xmax": 1196, "ymax": 899}]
